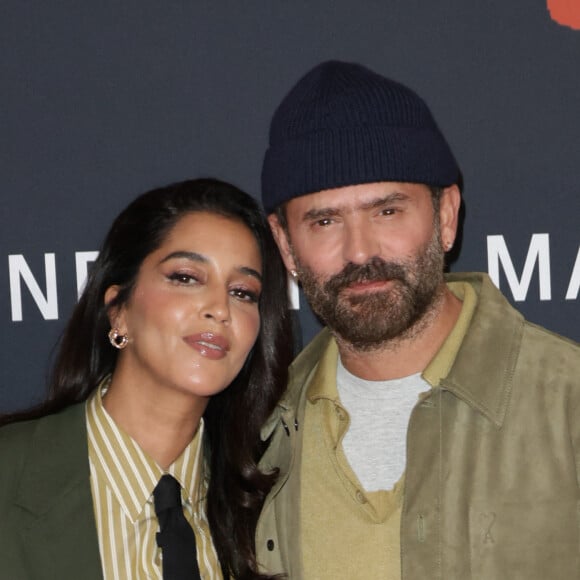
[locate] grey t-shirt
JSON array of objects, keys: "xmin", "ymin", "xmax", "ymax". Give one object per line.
[{"xmin": 336, "ymin": 358, "xmax": 430, "ymax": 492}]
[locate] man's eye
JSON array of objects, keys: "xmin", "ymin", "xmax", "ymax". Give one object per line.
[
  {"xmin": 315, "ymin": 218, "xmax": 333, "ymax": 227},
  {"xmin": 379, "ymin": 208, "xmax": 397, "ymax": 216}
]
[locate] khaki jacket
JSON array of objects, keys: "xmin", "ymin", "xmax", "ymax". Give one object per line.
[{"xmin": 256, "ymin": 272, "xmax": 580, "ymax": 579}]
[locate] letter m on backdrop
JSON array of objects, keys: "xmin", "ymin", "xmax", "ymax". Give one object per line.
[{"xmin": 487, "ymin": 234, "xmax": 551, "ymax": 301}]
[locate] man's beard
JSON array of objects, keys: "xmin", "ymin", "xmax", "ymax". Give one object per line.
[{"xmin": 294, "ymin": 228, "xmax": 446, "ymax": 351}]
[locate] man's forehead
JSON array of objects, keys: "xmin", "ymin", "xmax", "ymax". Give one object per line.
[{"xmin": 285, "ymin": 181, "xmax": 429, "ymax": 216}]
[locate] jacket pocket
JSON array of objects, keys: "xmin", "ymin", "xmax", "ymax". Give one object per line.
[{"xmin": 469, "ymin": 500, "xmax": 579, "ymax": 580}]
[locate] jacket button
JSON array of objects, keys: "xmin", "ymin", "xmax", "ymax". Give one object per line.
[{"xmin": 267, "ymin": 539, "xmax": 275, "ymax": 551}]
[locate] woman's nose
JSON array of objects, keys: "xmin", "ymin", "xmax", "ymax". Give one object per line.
[{"xmin": 200, "ymin": 289, "xmax": 231, "ymax": 324}]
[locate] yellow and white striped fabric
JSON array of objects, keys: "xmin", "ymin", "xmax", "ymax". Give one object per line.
[{"xmin": 86, "ymin": 385, "xmax": 223, "ymax": 580}]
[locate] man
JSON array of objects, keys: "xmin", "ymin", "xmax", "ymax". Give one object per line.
[{"xmin": 255, "ymin": 60, "xmax": 580, "ymax": 579}]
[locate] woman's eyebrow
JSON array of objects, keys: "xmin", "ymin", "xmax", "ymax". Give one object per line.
[
  {"xmin": 159, "ymin": 251, "xmax": 207, "ymax": 264},
  {"xmin": 239, "ymin": 266, "xmax": 262, "ymax": 282},
  {"xmin": 160, "ymin": 251, "xmax": 262, "ymax": 281}
]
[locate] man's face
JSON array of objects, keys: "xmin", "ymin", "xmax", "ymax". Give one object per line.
[{"xmin": 269, "ymin": 182, "xmax": 460, "ymax": 350}]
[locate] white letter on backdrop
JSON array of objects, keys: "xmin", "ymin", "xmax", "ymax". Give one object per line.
[
  {"xmin": 487, "ymin": 234, "xmax": 551, "ymax": 301},
  {"xmin": 75, "ymin": 251, "xmax": 99, "ymax": 298},
  {"xmin": 9, "ymin": 253, "xmax": 59, "ymax": 321},
  {"xmin": 565, "ymin": 245, "xmax": 580, "ymax": 300}
]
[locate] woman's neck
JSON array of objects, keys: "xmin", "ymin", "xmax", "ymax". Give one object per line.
[{"xmin": 103, "ymin": 372, "xmax": 208, "ymax": 470}]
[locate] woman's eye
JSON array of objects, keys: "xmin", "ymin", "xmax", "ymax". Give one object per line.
[
  {"xmin": 230, "ymin": 288, "xmax": 260, "ymax": 303},
  {"xmin": 167, "ymin": 272, "xmax": 198, "ymax": 285}
]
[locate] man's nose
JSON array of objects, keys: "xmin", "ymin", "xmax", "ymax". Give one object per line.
[{"xmin": 342, "ymin": 222, "xmax": 379, "ymax": 265}]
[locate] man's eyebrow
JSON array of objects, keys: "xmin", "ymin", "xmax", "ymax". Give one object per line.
[
  {"xmin": 302, "ymin": 207, "xmax": 342, "ymax": 222},
  {"xmin": 159, "ymin": 251, "xmax": 262, "ymax": 282},
  {"xmin": 358, "ymin": 192, "xmax": 410, "ymax": 211},
  {"xmin": 302, "ymin": 192, "xmax": 411, "ymax": 221}
]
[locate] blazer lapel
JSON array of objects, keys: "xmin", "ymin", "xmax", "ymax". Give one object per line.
[{"xmin": 14, "ymin": 404, "xmax": 103, "ymax": 579}]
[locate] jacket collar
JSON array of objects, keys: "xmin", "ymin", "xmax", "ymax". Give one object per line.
[
  {"xmin": 438, "ymin": 272, "xmax": 524, "ymax": 428},
  {"xmin": 266, "ymin": 273, "xmax": 522, "ymax": 434},
  {"xmin": 14, "ymin": 403, "xmax": 103, "ymax": 579},
  {"xmin": 260, "ymin": 330, "xmax": 332, "ymax": 441}
]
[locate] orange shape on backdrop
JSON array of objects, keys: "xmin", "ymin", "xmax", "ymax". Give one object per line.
[{"xmin": 547, "ymin": 0, "xmax": 580, "ymax": 29}]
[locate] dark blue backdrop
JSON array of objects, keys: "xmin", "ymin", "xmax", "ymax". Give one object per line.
[{"xmin": 1, "ymin": 1, "xmax": 579, "ymax": 412}]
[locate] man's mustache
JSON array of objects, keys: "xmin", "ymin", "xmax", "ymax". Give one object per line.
[{"xmin": 324, "ymin": 257, "xmax": 408, "ymax": 294}]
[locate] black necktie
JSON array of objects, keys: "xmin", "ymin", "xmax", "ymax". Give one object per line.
[{"xmin": 153, "ymin": 474, "xmax": 201, "ymax": 580}]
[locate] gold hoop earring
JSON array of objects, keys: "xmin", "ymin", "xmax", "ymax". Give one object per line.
[{"xmin": 108, "ymin": 328, "xmax": 129, "ymax": 350}]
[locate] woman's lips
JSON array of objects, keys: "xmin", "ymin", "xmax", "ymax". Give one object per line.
[{"xmin": 183, "ymin": 332, "xmax": 230, "ymax": 360}]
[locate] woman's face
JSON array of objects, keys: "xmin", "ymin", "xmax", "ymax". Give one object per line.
[{"xmin": 108, "ymin": 211, "xmax": 262, "ymax": 403}]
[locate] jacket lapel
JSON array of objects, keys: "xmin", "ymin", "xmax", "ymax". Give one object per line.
[{"xmin": 14, "ymin": 404, "xmax": 103, "ymax": 579}]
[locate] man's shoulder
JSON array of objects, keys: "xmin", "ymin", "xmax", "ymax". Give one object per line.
[
  {"xmin": 273, "ymin": 329, "xmax": 335, "ymax": 412},
  {"xmin": 520, "ymin": 319, "xmax": 580, "ymax": 369},
  {"xmin": 446, "ymin": 272, "xmax": 579, "ymax": 391},
  {"xmin": 524, "ymin": 318, "xmax": 579, "ymax": 346},
  {"xmin": 289, "ymin": 328, "xmax": 333, "ymax": 379},
  {"xmin": 449, "ymin": 271, "xmax": 578, "ymax": 349}
]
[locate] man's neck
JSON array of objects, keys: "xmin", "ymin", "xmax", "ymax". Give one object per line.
[{"xmin": 336, "ymin": 286, "xmax": 463, "ymax": 381}]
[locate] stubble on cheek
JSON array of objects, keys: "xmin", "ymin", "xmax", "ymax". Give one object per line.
[{"xmin": 292, "ymin": 230, "xmax": 445, "ymax": 350}]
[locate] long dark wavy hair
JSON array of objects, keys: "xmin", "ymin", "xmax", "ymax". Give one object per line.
[{"xmin": 1, "ymin": 178, "xmax": 292, "ymax": 579}]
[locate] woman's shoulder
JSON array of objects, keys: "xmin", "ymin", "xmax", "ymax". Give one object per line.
[
  {"xmin": 0, "ymin": 404, "xmax": 86, "ymax": 463},
  {"xmin": 0, "ymin": 404, "xmax": 87, "ymax": 503},
  {"xmin": 0, "ymin": 416, "xmax": 41, "ymax": 501},
  {"xmin": 0, "ymin": 415, "xmax": 40, "ymax": 454}
]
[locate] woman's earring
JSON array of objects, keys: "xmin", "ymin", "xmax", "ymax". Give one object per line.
[
  {"xmin": 108, "ymin": 328, "xmax": 129, "ymax": 350},
  {"xmin": 290, "ymin": 269, "xmax": 299, "ymax": 281}
]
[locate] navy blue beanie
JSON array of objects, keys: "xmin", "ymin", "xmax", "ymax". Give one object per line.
[{"xmin": 261, "ymin": 60, "xmax": 460, "ymax": 214}]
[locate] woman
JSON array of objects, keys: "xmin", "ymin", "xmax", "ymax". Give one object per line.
[{"xmin": 0, "ymin": 178, "xmax": 293, "ymax": 579}]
